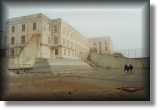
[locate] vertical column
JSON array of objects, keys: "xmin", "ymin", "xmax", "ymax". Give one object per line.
[{"xmin": 40, "ymin": 19, "xmax": 50, "ymax": 58}]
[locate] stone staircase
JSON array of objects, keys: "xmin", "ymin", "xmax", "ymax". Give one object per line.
[{"xmin": 28, "ymin": 58, "xmax": 97, "ymax": 76}]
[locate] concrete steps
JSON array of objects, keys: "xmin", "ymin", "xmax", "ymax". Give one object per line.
[{"xmin": 28, "ymin": 58, "xmax": 96, "ymax": 75}]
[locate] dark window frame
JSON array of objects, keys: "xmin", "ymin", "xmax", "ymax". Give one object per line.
[
  {"xmin": 11, "ymin": 48, "xmax": 14, "ymax": 57},
  {"xmin": 22, "ymin": 24, "xmax": 25, "ymax": 32},
  {"xmin": 33, "ymin": 22, "xmax": 37, "ymax": 31},
  {"xmin": 11, "ymin": 37, "xmax": 15, "ymax": 45},
  {"xmin": 21, "ymin": 35, "xmax": 25, "ymax": 44},
  {"xmin": 55, "ymin": 48, "xmax": 58, "ymax": 55}
]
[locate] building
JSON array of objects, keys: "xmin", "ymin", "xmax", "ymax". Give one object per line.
[
  {"xmin": 6, "ymin": 13, "xmax": 112, "ymax": 68},
  {"xmin": 88, "ymin": 37, "xmax": 112, "ymax": 54}
]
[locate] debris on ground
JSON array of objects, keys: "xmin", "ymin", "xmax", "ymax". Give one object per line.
[{"xmin": 117, "ymin": 86, "xmax": 144, "ymax": 92}]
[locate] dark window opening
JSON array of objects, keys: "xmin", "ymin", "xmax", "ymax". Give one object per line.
[
  {"xmin": 22, "ymin": 24, "xmax": 25, "ymax": 32},
  {"xmin": 33, "ymin": 22, "xmax": 37, "ymax": 31},
  {"xmin": 11, "ymin": 37, "xmax": 15, "ymax": 45},
  {"xmin": 21, "ymin": 35, "xmax": 25, "ymax": 44},
  {"xmin": 55, "ymin": 49, "xmax": 58, "ymax": 55},
  {"xmin": 11, "ymin": 49, "xmax": 14, "ymax": 56}
]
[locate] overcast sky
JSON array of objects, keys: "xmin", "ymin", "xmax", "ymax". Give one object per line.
[{"xmin": 5, "ymin": 2, "xmax": 148, "ymax": 58}]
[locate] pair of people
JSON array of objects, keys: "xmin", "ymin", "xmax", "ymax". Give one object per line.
[{"xmin": 124, "ymin": 64, "xmax": 133, "ymax": 72}]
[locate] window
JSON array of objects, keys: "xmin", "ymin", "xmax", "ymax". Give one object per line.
[
  {"xmin": 10, "ymin": 49, "xmax": 14, "ymax": 56},
  {"xmin": 33, "ymin": 22, "xmax": 37, "ymax": 30},
  {"xmin": 55, "ymin": 49, "xmax": 58, "ymax": 55},
  {"xmin": 11, "ymin": 37, "xmax": 15, "ymax": 45},
  {"xmin": 21, "ymin": 35, "xmax": 25, "ymax": 44},
  {"xmin": 11, "ymin": 26, "xmax": 15, "ymax": 33},
  {"xmin": 22, "ymin": 24, "xmax": 25, "ymax": 32}
]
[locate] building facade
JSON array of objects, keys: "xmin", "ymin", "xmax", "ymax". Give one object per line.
[
  {"xmin": 6, "ymin": 13, "xmax": 112, "ymax": 68},
  {"xmin": 88, "ymin": 37, "xmax": 112, "ymax": 54}
]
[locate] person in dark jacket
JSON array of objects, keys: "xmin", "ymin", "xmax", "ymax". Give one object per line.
[
  {"xmin": 129, "ymin": 64, "xmax": 133, "ymax": 72},
  {"xmin": 124, "ymin": 64, "xmax": 129, "ymax": 72}
]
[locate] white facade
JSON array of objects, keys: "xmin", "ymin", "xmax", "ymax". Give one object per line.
[{"xmin": 7, "ymin": 13, "xmax": 90, "ymax": 68}]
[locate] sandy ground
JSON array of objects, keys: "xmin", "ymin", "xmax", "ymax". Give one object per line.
[{"xmin": 3, "ymin": 68, "xmax": 149, "ymax": 101}]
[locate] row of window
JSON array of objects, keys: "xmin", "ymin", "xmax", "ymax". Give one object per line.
[
  {"xmin": 11, "ymin": 36, "xmax": 26, "ymax": 45},
  {"xmin": 62, "ymin": 39, "xmax": 83, "ymax": 50},
  {"xmin": 51, "ymin": 48, "xmax": 79, "ymax": 57},
  {"xmin": 63, "ymin": 49, "xmax": 79, "ymax": 57},
  {"xmin": 49, "ymin": 37, "xmax": 86, "ymax": 52},
  {"xmin": 93, "ymin": 41, "xmax": 109, "ymax": 51},
  {"xmin": 11, "ymin": 22, "xmax": 37, "ymax": 33},
  {"xmin": 50, "ymin": 37, "xmax": 78, "ymax": 49}
]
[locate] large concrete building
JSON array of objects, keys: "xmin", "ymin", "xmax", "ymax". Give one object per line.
[{"xmin": 6, "ymin": 13, "xmax": 112, "ymax": 68}]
